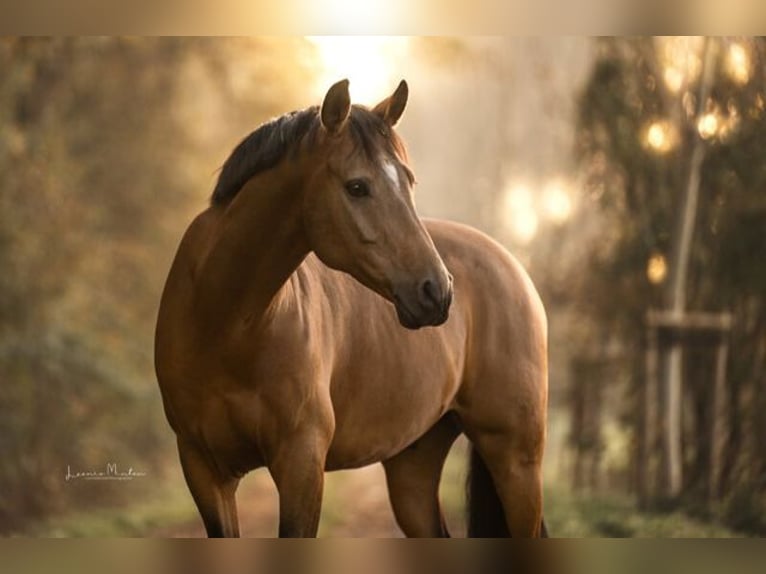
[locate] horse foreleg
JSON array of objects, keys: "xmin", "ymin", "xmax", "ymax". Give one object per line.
[
  {"xmin": 178, "ymin": 437, "xmax": 240, "ymax": 537},
  {"xmin": 383, "ymin": 415, "xmax": 460, "ymax": 537},
  {"xmin": 268, "ymin": 432, "xmax": 328, "ymax": 538}
]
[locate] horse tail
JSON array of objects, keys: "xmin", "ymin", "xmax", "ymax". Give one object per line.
[
  {"xmin": 466, "ymin": 443, "xmax": 550, "ymax": 537},
  {"xmin": 466, "ymin": 444, "xmax": 510, "ymax": 537}
]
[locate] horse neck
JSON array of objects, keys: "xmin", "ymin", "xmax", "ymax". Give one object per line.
[{"xmin": 198, "ymin": 163, "xmax": 309, "ymax": 329}]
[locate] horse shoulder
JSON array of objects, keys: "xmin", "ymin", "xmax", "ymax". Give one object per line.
[
  {"xmin": 424, "ymin": 218, "xmax": 547, "ymax": 378},
  {"xmin": 256, "ymin": 257, "xmax": 338, "ymax": 367}
]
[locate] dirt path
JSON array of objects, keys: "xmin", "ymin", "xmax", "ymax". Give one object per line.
[
  {"xmin": 151, "ymin": 464, "xmax": 403, "ymax": 538},
  {"xmin": 152, "ymin": 440, "xmax": 469, "ymax": 538}
]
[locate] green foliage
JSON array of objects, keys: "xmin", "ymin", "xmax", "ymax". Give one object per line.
[
  {"xmin": 0, "ymin": 38, "xmax": 314, "ymax": 532},
  {"xmin": 723, "ymin": 481, "xmax": 766, "ymax": 535},
  {"xmin": 545, "ymin": 484, "xmax": 736, "ymax": 537},
  {"xmin": 572, "ymin": 37, "xmax": 766, "ymax": 531}
]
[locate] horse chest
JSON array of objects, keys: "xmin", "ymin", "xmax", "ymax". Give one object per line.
[{"xmin": 324, "ymin": 341, "xmax": 461, "ymax": 469}]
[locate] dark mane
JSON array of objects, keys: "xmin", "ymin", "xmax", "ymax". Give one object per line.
[
  {"xmin": 211, "ymin": 106, "xmax": 319, "ymax": 205},
  {"xmin": 211, "ymin": 105, "xmax": 410, "ymax": 206}
]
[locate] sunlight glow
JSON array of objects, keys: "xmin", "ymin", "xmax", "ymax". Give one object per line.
[
  {"xmin": 726, "ymin": 42, "xmax": 751, "ymax": 85},
  {"xmin": 502, "ymin": 184, "xmax": 539, "ymax": 244},
  {"xmin": 307, "ymin": 36, "xmax": 409, "ymax": 104},
  {"xmin": 307, "ymin": 0, "xmax": 401, "ymax": 34}
]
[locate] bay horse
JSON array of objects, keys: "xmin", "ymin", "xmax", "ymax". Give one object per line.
[{"xmin": 155, "ymin": 79, "xmax": 548, "ymax": 537}]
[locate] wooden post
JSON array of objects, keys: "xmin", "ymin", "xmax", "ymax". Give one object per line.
[
  {"xmin": 663, "ymin": 338, "xmax": 684, "ymax": 498},
  {"xmin": 644, "ymin": 310, "xmax": 732, "ymax": 507},
  {"xmin": 588, "ymin": 372, "xmax": 604, "ymax": 491},
  {"xmin": 708, "ymin": 339, "xmax": 729, "ymax": 503},
  {"xmin": 660, "ymin": 39, "xmax": 718, "ymax": 501},
  {"xmin": 639, "ymin": 323, "xmax": 659, "ymax": 508},
  {"xmin": 570, "ymin": 360, "xmax": 585, "ymax": 490},
  {"xmin": 570, "ymin": 357, "xmax": 607, "ymax": 492}
]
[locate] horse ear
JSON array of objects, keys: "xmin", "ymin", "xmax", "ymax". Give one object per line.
[
  {"xmin": 321, "ymin": 79, "xmax": 351, "ymax": 135},
  {"xmin": 373, "ymin": 80, "xmax": 408, "ymax": 127}
]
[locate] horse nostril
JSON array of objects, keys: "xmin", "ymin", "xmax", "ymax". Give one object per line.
[{"xmin": 420, "ymin": 278, "xmax": 439, "ymax": 309}]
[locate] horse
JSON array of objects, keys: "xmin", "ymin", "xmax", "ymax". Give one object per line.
[{"xmin": 154, "ymin": 79, "xmax": 548, "ymax": 537}]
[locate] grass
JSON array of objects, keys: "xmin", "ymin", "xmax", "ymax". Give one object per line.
[
  {"xmin": 543, "ymin": 484, "xmax": 738, "ymax": 537},
  {"xmin": 440, "ymin": 437, "xmax": 739, "ymax": 537},
  {"xmin": 22, "ymin": 445, "xmax": 743, "ymax": 537},
  {"xmin": 26, "ymin": 472, "xmax": 198, "ymax": 537}
]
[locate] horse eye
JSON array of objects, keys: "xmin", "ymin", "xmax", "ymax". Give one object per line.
[{"xmin": 345, "ymin": 179, "xmax": 371, "ymax": 198}]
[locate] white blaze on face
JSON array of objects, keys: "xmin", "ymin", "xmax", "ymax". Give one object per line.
[{"xmin": 381, "ymin": 157, "xmax": 400, "ymax": 191}]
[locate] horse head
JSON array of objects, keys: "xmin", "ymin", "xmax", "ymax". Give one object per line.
[{"xmin": 302, "ymin": 79, "xmax": 453, "ymax": 329}]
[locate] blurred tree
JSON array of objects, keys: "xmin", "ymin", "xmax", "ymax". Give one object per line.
[
  {"xmin": 0, "ymin": 37, "xmax": 314, "ymax": 532},
  {"xmin": 571, "ymin": 37, "xmax": 766, "ymax": 532}
]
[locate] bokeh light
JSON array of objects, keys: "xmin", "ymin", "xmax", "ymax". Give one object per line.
[
  {"xmin": 663, "ymin": 67, "xmax": 685, "ymax": 94},
  {"xmin": 726, "ymin": 42, "xmax": 751, "ymax": 85},
  {"xmin": 647, "ymin": 253, "xmax": 668, "ymax": 284},
  {"xmin": 502, "ymin": 183, "xmax": 539, "ymax": 244},
  {"xmin": 645, "ymin": 120, "xmax": 676, "ymax": 153},
  {"xmin": 657, "ymin": 36, "xmax": 705, "ymax": 93},
  {"xmin": 542, "ymin": 180, "xmax": 573, "ymax": 224},
  {"xmin": 697, "ymin": 112, "xmax": 720, "ymax": 139}
]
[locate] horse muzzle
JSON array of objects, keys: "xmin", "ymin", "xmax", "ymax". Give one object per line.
[{"xmin": 393, "ymin": 273, "xmax": 453, "ymax": 330}]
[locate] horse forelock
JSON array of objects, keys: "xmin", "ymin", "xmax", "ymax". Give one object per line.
[
  {"xmin": 210, "ymin": 104, "xmax": 411, "ymax": 206},
  {"xmin": 345, "ymin": 106, "xmax": 415, "ymax": 189},
  {"xmin": 347, "ymin": 106, "xmax": 411, "ymax": 166}
]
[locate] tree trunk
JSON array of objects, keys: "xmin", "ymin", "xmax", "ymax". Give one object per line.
[{"xmin": 660, "ymin": 38, "xmax": 717, "ymax": 500}]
